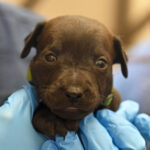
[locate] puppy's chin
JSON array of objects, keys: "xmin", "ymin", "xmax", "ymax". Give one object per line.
[{"xmin": 52, "ymin": 107, "xmax": 92, "ymax": 120}]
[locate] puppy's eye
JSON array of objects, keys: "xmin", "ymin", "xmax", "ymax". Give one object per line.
[
  {"xmin": 96, "ymin": 58, "xmax": 107, "ymax": 69},
  {"xmin": 45, "ymin": 53, "xmax": 57, "ymax": 62}
]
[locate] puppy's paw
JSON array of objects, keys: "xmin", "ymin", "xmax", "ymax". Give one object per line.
[
  {"xmin": 53, "ymin": 117, "xmax": 68, "ymax": 137},
  {"xmin": 49, "ymin": 116, "xmax": 79, "ymax": 138},
  {"xmin": 64, "ymin": 120, "xmax": 79, "ymax": 132},
  {"xmin": 32, "ymin": 103, "xmax": 79, "ymax": 139}
]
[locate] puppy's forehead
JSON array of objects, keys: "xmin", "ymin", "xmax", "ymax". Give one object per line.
[{"xmin": 39, "ymin": 16, "xmax": 113, "ymax": 55}]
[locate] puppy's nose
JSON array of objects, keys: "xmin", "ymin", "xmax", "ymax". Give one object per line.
[{"xmin": 65, "ymin": 87, "xmax": 82, "ymax": 103}]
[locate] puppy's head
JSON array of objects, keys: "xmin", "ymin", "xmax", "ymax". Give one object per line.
[{"xmin": 21, "ymin": 16, "xmax": 127, "ymax": 120}]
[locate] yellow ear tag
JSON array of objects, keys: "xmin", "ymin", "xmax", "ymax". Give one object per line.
[
  {"xmin": 27, "ymin": 68, "xmax": 32, "ymax": 82},
  {"xmin": 103, "ymin": 89, "xmax": 114, "ymax": 107}
]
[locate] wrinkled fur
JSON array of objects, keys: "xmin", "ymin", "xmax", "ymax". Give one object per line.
[{"xmin": 21, "ymin": 16, "xmax": 128, "ymax": 138}]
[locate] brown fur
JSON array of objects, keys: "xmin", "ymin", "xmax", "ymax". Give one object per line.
[{"xmin": 21, "ymin": 15, "xmax": 128, "ymax": 138}]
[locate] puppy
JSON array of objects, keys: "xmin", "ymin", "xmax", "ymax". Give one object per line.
[{"xmin": 20, "ymin": 15, "xmax": 128, "ymax": 138}]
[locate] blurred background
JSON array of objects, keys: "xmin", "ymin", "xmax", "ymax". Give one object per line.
[{"xmin": 0, "ymin": 0, "xmax": 150, "ymax": 49}]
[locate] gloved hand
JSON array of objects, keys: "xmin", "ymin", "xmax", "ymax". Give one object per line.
[
  {"xmin": 0, "ymin": 84, "xmax": 47, "ymax": 150},
  {"xmin": 42, "ymin": 101, "xmax": 149, "ymax": 150}
]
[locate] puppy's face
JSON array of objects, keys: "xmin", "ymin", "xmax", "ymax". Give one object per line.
[{"xmin": 21, "ymin": 16, "xmax": 127, "ymax": 120}]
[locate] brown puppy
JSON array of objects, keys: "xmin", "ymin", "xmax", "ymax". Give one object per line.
[{"xmin": 21, "ymin": 15, "xmax": 128, "ymax": 138}]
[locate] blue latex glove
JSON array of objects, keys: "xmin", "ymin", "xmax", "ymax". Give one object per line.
[
  {"xmin": 134, "ymin": 114, "xmax": 150, "ymax": 147},
  {"xmin": 0, "ymin": 84, "xmax": 47, "ymax": 150},
  {"xmin": 42, "ymin": 101, "xmax": 148, "ymax": 150}
]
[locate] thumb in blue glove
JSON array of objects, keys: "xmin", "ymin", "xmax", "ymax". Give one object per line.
[{"xmin": 79, "ymin": 113, "xmax": 118, "ymax": 150}]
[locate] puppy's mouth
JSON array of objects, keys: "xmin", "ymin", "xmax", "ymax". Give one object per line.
[
  {"xmin": 65, "ymin": 106, "xmax": 80, "ymax": 111},
  {"xmin": 52, "ymin": 106, "xmax": 93, "ymax": 120}
]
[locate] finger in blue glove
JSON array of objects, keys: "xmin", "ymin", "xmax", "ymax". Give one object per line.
[
  {"xmin": 41, "ymin": 140, "xmax": 58, "ymax": 150},
  {"xmin": 116, "ymin": 100, "xmax": 139, "ymax": 122},
  {"xmin": 134, "ymin": 113, "xmax": 150, "ymax": 141},
  {"xmin": 41, "ymin": 132, "xmax": 83, "ymax": 150},
  {"xmin": 55, "ymin": 132, "xmax": 83, "ymax": 150},
  {"xmin": 79, "ymin": 113, "xmax": 118, "ymax": 150}
]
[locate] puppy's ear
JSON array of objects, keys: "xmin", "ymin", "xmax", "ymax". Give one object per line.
[
  {"xmin": 113, "ymin": 37, "xmax": 128, "ymax": 78},
  {"xmin": 20, "ymin": 22, "xmax": 45, "ymax": 58}
]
